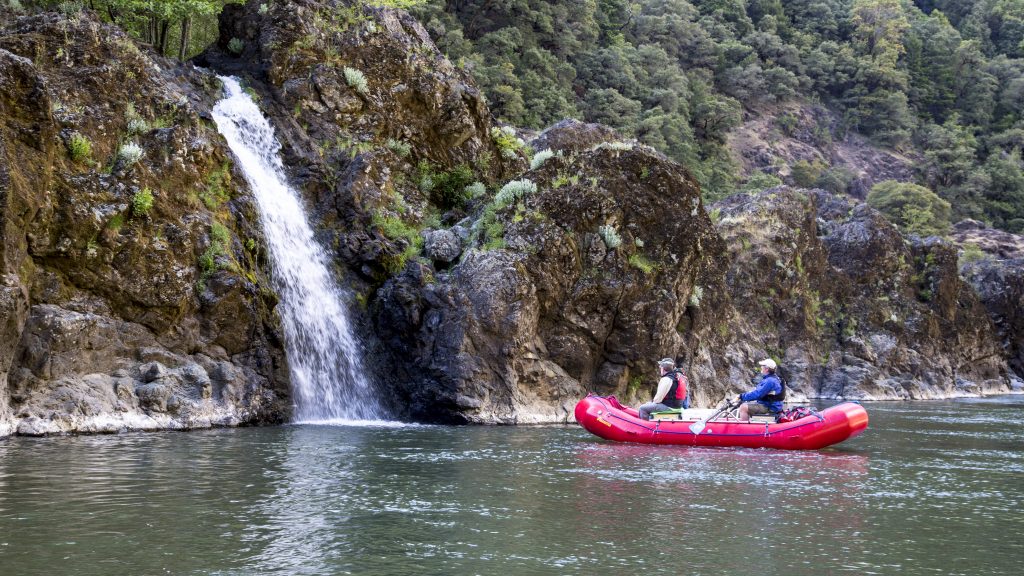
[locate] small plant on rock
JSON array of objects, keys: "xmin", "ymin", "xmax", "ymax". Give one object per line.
[
  {"xmin": 116, "ymin": 142, "xmax": 144, "ymax": 169},
  {"xmin": 343, "ymin": 66, "xmax": 368, "ymax": 95},
  {"xmin": 688, "ymin": 285, "xmax": 704, "ymax": 307},
  {"xmin": 958, "ymin": 243, "xmax": 989, "ymax": 267},
  {"xmin": 67, "ymin": 132, "xmax": 92, "ymax": 163},
  {"xmin": 491, "ymin": 126, "xmax": 529, "ymax": 160},
  {"xmin": 200, "ymin": 163, "xmax": 232, "ymax": 209},
  {"xmin": 594, "ymin": 141, "xmax": 634, "ymax": 152},
  {"xmin": 598, "ymin": 225, "xmax": 622, "ymax": 249},
  {"xmin": 530, "ymin": 148, "xmax": 557, "ymax": 170},
  {"xmin": 132, "ymin": 187, "xmax": 154, "ymax": 217},
  {"xmin": 57, "ymin": 1, "xmax": 82, "ymax": 15},
  {"xmin": 494, "ymin": 178, "xmax": 537, "ymax": 209},
  {"xmin": 629, "ymin": 253, "xmax": 656, "ymax": 274},
  {"xmin": 125, "ymin": 103, "xmax": 148, "ymax": 135},
  {"xmin": 106, "ymin": 214, "xmax": 125, "ymax": 232},
  {"xmin": 198, "ymin": 222, "xmax": 232, "ymax": 290},
  {"xmin": 429, "ymin": 164, "xmax": 475, "ymax": 209},
  {"xmin": 464, "ymin": 181, "xmax": 486, "ymax": 199},
  {"xmin": 386, "ymin": 138, "xmax": 411, "ymax": 158},
  {"xmin": 228, "ymin": 38, "xmax": 245, "ymax": 55}
]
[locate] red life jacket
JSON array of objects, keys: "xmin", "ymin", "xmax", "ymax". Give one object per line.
[{"xmin": 664, "ymin": 370, "xmax": 688, "ymax": 409}]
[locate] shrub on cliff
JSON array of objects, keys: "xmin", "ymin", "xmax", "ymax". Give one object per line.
[
  {"xmin": 343, "ymin": 66, "xmax": 368, "ymax": 95},
  {"xmin": 66, "ymin": 132, "xmax": 91, "ymax": 163},
  {"xmin": 132, "ymin": 187, "xmax": 154, "ymax": 217},
  {"xmin": 494, "ymin": 179, "xmax": 537, "ymax": 209},
  {"xmin": 867, "ymin": 180, "xmax": 952, "ymax": 237},
  {"xmin": 418, "ymin": 163, "xmax": 475, "ymax": 210}
]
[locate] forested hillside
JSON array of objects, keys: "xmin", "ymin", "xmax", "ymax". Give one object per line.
[
  {"xmin": 9, "ymin": 0, "xmax": 1024, "ymax": 231},
  {"xmin": 411, "ymin": 0, "xmax": 1024, "ymax": 231}
]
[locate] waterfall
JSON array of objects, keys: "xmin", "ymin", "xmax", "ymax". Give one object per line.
[{"xmin": 211, "ymin": 76, "xmax": 382, "ymax": 423}]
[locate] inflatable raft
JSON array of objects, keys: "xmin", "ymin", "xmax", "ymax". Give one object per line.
[{"xmin": 575, "ymin": 394, "xmax": 868, "ymax": 450}]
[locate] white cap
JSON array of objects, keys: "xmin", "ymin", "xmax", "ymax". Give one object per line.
[{"xmin": 758, "ymin": 358, "xmax": 777, "ymax": 370}]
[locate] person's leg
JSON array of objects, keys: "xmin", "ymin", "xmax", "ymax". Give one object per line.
[
  {"xmin": 743, "ymin": 402, "xmax": 771, "ymax": 421},
  {"xmin": 739, "ymin": 402, "xmax": 770, "ymax": 421},
  {"xmin": 639, "ymin": 402, "xmax": 671, "ymax": 420}
]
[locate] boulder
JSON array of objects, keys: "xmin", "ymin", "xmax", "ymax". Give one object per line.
[{"xmin": 423, "ymin": 229, "xmax": 462, "ymax": 264}]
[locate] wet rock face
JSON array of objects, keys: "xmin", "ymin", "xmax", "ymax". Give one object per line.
[
  {"xmin": 963, "ymin": 259, "xmax": 1024, "ymax": 380},
  {"xmin": 713, "ymin": 188, "xmax": 1010, "ymax": 401},
  {"xmin": 374, "ymin": 139, "xmax": 736, "ymax": 422},
  {"xmin": 0, "ymin": 13, "xmax": 290, "ymax": 435},
  {"xmin": 7, "ymin": 305, "xmax": 273, "ymax": 434},
  {"xmin": 952, "ymin": 222, "xmax": 1024, "ymax": 380}
]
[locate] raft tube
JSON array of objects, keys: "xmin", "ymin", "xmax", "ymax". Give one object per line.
[{"xmin": 574, "ymin": 394, "xmax": 868, "ymax": 450}]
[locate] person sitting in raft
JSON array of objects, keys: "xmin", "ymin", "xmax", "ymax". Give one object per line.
[
  {"xmin": 735, "ymin": 358, "xmax": 785, "ymax": 421},
  {"xmin": 638, "ymin": 358, "xmax": 687, "ymax": 420}
]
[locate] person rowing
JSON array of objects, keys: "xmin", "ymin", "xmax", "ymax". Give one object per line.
[{"xmin": 735, "ymin": 358, "xmax": 785, "ymax": 421}]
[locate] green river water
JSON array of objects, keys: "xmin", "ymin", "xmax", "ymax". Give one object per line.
[{"xmin": 1, "ymin": 396, "xmax": 1021, "ymax": 575}]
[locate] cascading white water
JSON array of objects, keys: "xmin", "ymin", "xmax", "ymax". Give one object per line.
[{"xmin": 211, "ymin": 76, "xmax": 382, "ymax": 423}]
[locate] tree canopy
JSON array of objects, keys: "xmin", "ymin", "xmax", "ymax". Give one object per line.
[
  {"xmin": 867, "ymin": 180, "xmax": 952, "ymax": 237},
  {"xmin": 414, "ymin": 0, "xmax": 1024, "ymax": 227}
]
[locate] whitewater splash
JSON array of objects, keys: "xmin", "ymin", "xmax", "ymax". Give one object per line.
[{"xmin": 211, "ymin": 76, "xmax": 383, "ymax": 423}]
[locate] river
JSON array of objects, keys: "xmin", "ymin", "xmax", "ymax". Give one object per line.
[{"xmin": 1, "ymin": 396, "xmax": 1021, "ymax": 575}]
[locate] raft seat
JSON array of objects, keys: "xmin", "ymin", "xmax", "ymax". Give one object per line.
[
  {"xmin": 651, "ymin": 408, "xmax": 717, "ymax": 421},
  {"xmin": 651, "ymin": 410, "xmax": 778, "ymax": 424},
  {"xmin": 651, "ymin": 409, "xmax": 683, "ymax": 421}
]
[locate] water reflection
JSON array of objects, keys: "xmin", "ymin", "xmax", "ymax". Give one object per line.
[{"xmin": 565, "ymin": 442, "xmax": 870, "ymax": 574}]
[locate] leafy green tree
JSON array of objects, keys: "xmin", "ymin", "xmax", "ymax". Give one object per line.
[
  {"xmin": 917, "ymin": 117, "xmax": 978, "ymax": 190},
  {"xmin": 867, "ymin": 180, "xmax": 952, "ymax": 236},
  {"xmin": 847, "ymin": 88, "xmax": 916, "ymax": 147},
  {"xmin": 978, "ymin": 148, "xmax": 1024, "ymax": 228},
  {"xmin": 905, "ymin": 10, "xmax": 960, "ymax": 121},
  {"xmin": 851, "ymin": 0, "xmax": 911, "ymax": 71},
  {"xmin": 739, "ymin": 171, "xmax": 783, "ymax": 192},
  {"xmin": 790, "ymin": 159, "xmax": 827, "ymax": 188},
  {"xmin": 953, "ymin": 40, "xmax": 999, "ymax": 127},
  {"xmin": 24, "ymin": 0, "xmax": 237, "ymax": 59}
]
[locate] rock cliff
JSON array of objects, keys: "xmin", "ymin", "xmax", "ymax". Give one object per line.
[
  {"xmin": 1, "ymin": 2, "xmax": 1020, "ymax": 434},
  {"xmin": 952, "ymin": 221, "xmax": 1024, "ymax": 388},
  {"xmin": 715, "ymin": 188, "xmax": 1008, "ymax": 401},
  {"xmin": 0, "ymin": 11, "xmax": 289, "ymax": 435}
]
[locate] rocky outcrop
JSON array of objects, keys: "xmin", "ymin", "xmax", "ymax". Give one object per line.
[
  {"xmin": 952, "ymin": 221, "xmax": 1024, "ymax": 384},
  {"xmin": 728, "ymin": 103, "xmax": 919, "ymax": 197},
  {"xmin": 374, "ymin": 138, "xmax": 736, "ymax": 422},
  {"xmin": 0, "ymin": 12, "xmax": 289, "ymax": 435},
  {"xmin": 715, "ymin": 188, "xmax": 1009, "ymax": 400}
]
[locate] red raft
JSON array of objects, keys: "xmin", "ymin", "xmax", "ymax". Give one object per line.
[{"xmin": 575, "ymin": 394, "xmax": 869, "ymax": 450}]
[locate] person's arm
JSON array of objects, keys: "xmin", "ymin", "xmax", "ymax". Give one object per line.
[
  {"xmin": 740, "ymin": 376, "xmax": 776, "ymax": 402},
  {"xmin": 651, "ymin": 376, "xmax": 673, "ymax": 403}
]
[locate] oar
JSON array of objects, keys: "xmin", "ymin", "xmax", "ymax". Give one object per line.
[{"xmin": 689, "ymin": 398, "xmax": 737, "ymax": 435}]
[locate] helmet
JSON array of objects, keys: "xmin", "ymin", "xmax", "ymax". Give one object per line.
[
  {"xmin": 758, "ymin": 358, "xmax": 777, "ymax": 370},
  {"xmin": 658, "ymin": 358, "xmax": 676, "ymax": 370}
]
